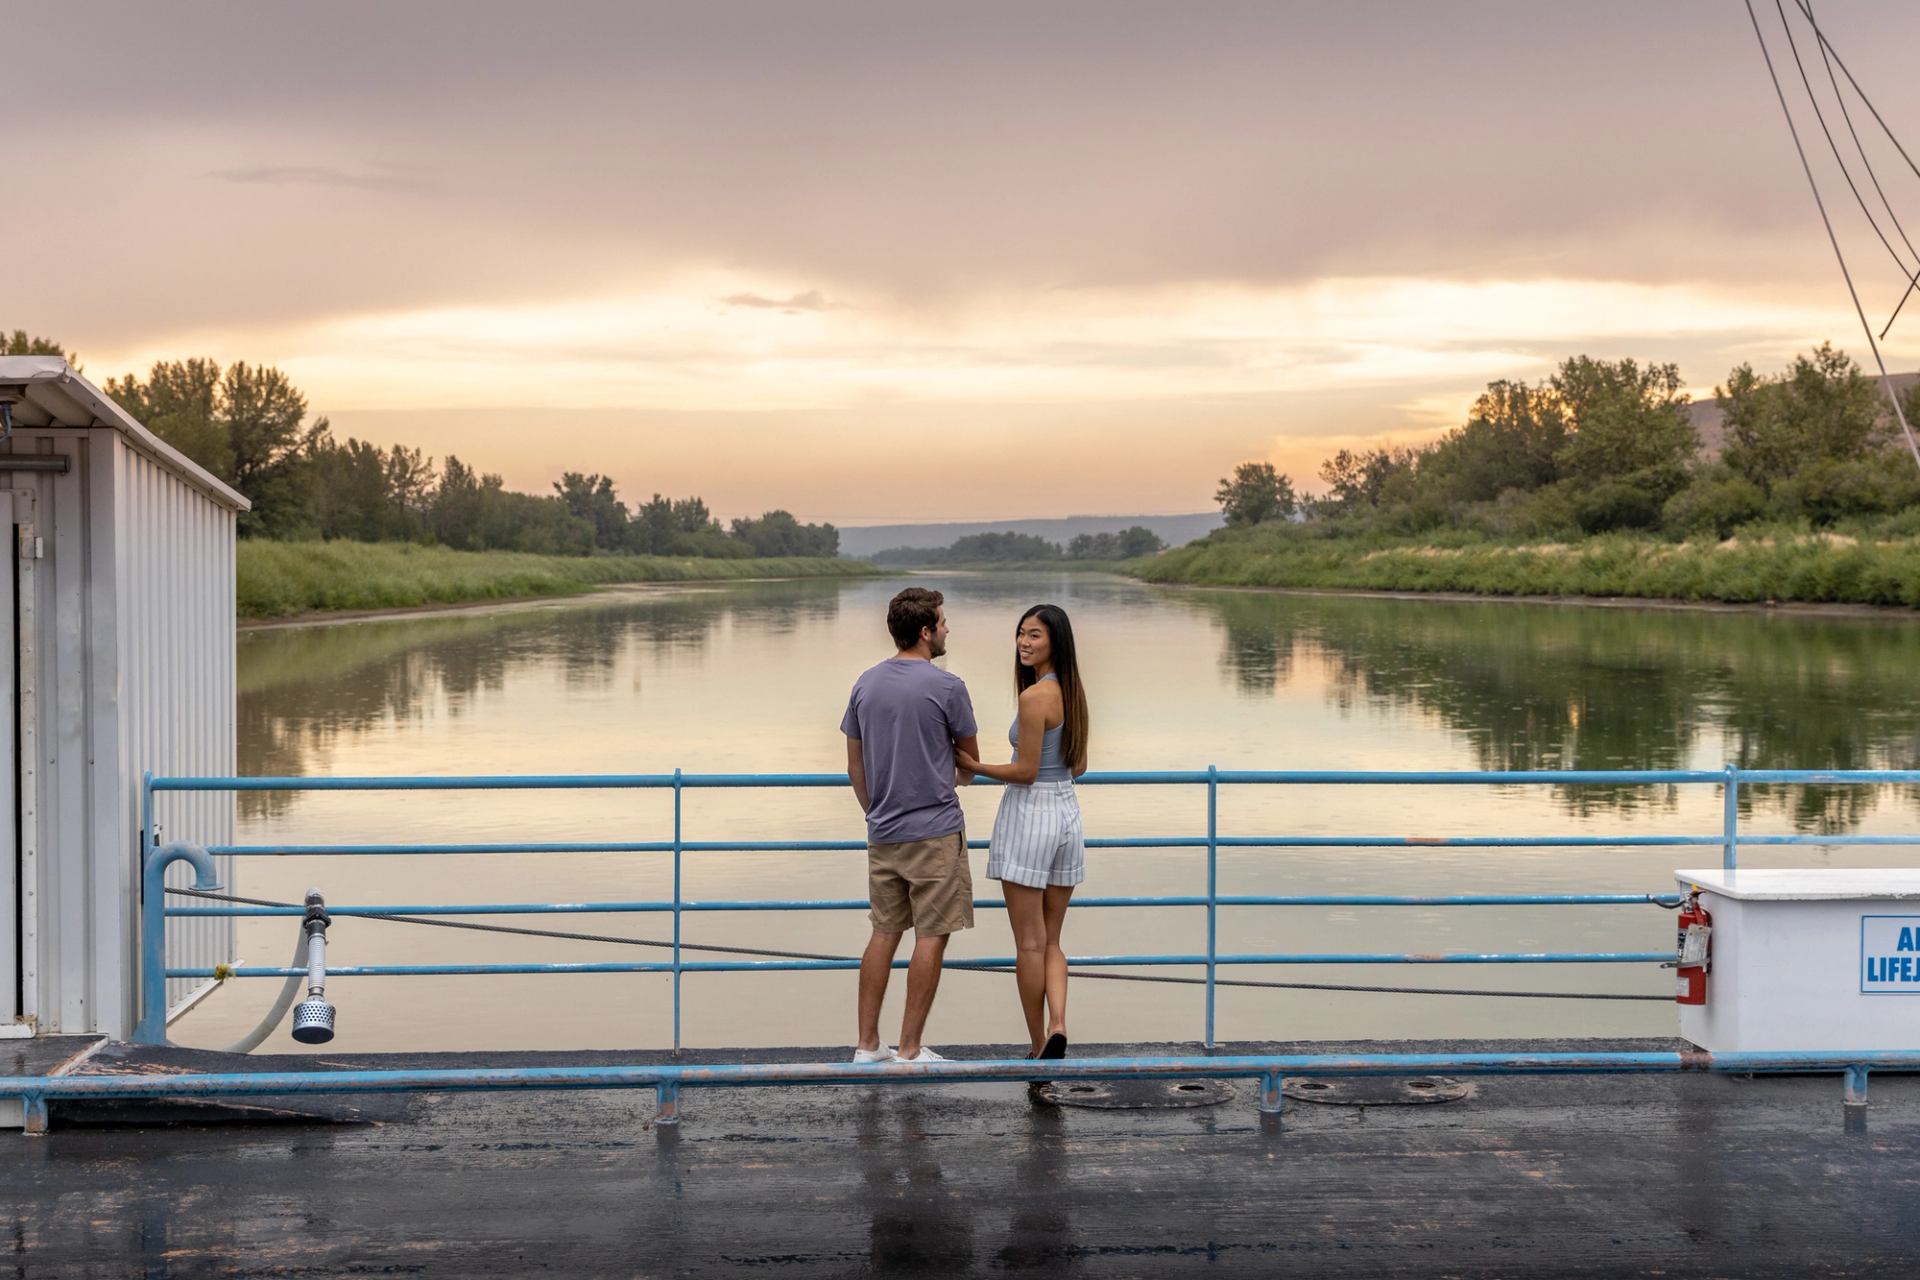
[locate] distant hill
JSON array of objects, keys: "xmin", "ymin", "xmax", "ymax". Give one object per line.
[
  {"xmin": 837, "ymin": 512, "xmax": 1224, "ymax": 559},
  {"xmin": 1688, "ymin": 371, "xmax": 1919, "ymax": 459}
]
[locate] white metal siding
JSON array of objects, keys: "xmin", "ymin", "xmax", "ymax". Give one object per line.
[
  {"xmin": 4, "ymin": 427, "xmax": 235, "ymax": 1035},
  {"xmin": 108, "ymin": 433, "xmax": 237, "ymax": 1018}
]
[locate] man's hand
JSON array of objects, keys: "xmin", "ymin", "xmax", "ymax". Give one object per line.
[
  {"xmin": 953, "ymin": 734, "xmax": 980, "ymax": 786},
  {"xmin": 846, "ymin": 737, "xmax": 873, "ymax": 813}
]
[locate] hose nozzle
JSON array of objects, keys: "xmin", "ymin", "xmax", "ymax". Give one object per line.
[{"xmin": 291, "ymin": 888, "xmax": 337, "ymax": 1044}]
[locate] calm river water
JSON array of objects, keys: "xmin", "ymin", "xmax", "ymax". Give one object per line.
[{"xmin": 172, "ymin": 573, "xmax": 1920, "ymax": 1053}]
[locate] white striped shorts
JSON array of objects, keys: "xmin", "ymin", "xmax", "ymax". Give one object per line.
[{"xmin": 985, "ymin": 779, "xmax": 1085, "ymax": 888}]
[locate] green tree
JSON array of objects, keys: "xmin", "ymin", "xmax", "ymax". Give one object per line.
[
  {"xmin": 629, "ymin": 494, "xmax": 723, "ymax": 554},
  {"xmin": 105, "ymin": 358, "xmax": 328, "ymax": 535},
  {"xmin": 105, "ymin": 358, "xmax": 228, "ymax": 478},
  {"xmin": 1719, "ymin": 343, "xmax": 1883, "ymax": 486},
  {"xmin": 309, "ymin": 438, "xmax": 394, "ymax": 541},
  {"xmin": 729, "ymin": 509, "xmax": 839, "ymax": 557},
  {"xmin": 1215, "ymin": 461, "xmax": 1298, "ymax": 526},
  {"xmin": 1066, "ymin": 532, "xmax": 1113, "ymax": 559},
  {"xmin": 1066, "ymin": 527, "xmax": 1165, "ymax": 560},
  {"xmin": 430, "ymin": 455, "xmax": 489, "ymax": 549},
  {"xmin": 223, "ymin": 363, "xmax": 321, "ymax": 506},
  {"xmin": 1422, "ymin": 380, "xmax": 1566, "ymax": 504},
  {"xmin": 1317, "ymin": 446, "xmax": 1418, "ymax": 514},
  {"xmin": 1551, "ymin": 356, "xmax": 1696, "ymax": 482},
  {"xmin": 553, "ymin": 472, "xmax": 629, "ymax": 551}
]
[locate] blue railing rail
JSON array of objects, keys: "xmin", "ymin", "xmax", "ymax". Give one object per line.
[
  {"xmin": 5, "ymin": 1050, "xmax": 1902, "ymax": 1133},
  {"xmin": 139, "ymin": 767, "xmax": 1920, "ymax": 1049}
]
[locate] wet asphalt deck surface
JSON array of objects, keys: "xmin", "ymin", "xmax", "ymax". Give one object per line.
[{"xmin": 5, "ymin": 1038, "xmax": 1919, "ymax": 1278}]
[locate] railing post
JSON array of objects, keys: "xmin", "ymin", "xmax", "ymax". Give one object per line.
[
  {"xmin": 135, "ymin": 842, "xmax": 220, "ymax": 1045},
  {"xmin": 1723, "ymin": 763, "xmax": 1740, "ymax": 871},
  {"xmin": 1257, "ymin": 1071, "xmax": 1284, "ymax": 1115},
  {"xmin": 1205, "ymin": 764, "xmax": 1219, "ymax": 1049},
  {"xmin": 1844, "ymin": 1064, "xmax": 1869, "ymax": 1108},
  {"xmin": 672, "ymin": 768, "xmax": 683, "ymax": 1055},
  {"xmin": 655, "ymin": 1080, "xmax": 681, "ymax": 1127}
]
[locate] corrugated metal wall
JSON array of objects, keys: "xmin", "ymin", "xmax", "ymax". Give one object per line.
[
  {"xmin": 107, "ymin": 432, "xmax": 237, "ymax": 1017},
  {"xmin": 7, "ymin": 426, "xmax": 236, "ymax": 1034}
]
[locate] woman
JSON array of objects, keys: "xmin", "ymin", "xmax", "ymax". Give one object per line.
[{"xmin": 955, "ymin": 603, "xmax": 1089, "ymax": 1062}]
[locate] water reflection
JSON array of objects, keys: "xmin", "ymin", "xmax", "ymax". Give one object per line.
[
  {"xmin": 857, "ymin": 1093, "xmax": 976, "ymax": 1276},
  {"xmin": 238, "ymin": 583, "xmax": 843, "ymax": 818},
  {"xmin": 1179, "ymin": 589, "xmax": 1920, "ymax": 829}
]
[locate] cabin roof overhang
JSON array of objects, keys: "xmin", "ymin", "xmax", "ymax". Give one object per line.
[{"xmin": 0, "ymin": 357, "xmax": 251, "ymax": 511}]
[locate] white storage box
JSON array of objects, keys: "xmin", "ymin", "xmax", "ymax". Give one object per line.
[{"xmin": 1675, "ymin": 868, "xmax": 1920, "ymax": 1053}]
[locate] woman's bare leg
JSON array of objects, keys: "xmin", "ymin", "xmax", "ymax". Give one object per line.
[
  {"xmin": 1041, "ymin": 885, "xmax": 1074, "ymax": 1038},
  {"xmin": 1003, "ymin": 883, "xmax": 1049, "ymax": 1053}
]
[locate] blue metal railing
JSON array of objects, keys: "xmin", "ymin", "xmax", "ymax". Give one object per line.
[
  {"xmin": 137, "ymin": 766, "xmax": 1920, "ymax": 1051},
  {"xmin": 4, "ymin": 1049, "xmax": 1911, "ymax": 1134}
]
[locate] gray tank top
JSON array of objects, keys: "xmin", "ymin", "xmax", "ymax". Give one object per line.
[{"xmin": 1008, "ymin": 674, "xmax": 1072, "ymax": 783}]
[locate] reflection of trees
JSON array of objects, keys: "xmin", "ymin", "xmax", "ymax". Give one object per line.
[
  {"xmin": 1177, "ymin": 589, "xmax": 1920, "ymax": 829},
  {"xmin": 238, "ymin": 583, "xmax": 841, "ymax": 818}
]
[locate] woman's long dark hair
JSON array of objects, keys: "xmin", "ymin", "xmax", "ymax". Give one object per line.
[{"xmin": 1014, "ymin": 604, "xmax": 1089, "ymax": 772}]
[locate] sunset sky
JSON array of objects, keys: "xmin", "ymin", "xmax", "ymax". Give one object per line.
[{"xmin": 16, "ymin": 1, "xmax": 1920, "ymax": 523}]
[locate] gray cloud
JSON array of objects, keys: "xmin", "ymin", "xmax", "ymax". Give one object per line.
[
  {"xmin": 208, "ymin": 164, "xmax": 433, "ymax": 194},
  {"xmin": 10, "ymin": 1, "xmax": 1920, "ymax": 350}
]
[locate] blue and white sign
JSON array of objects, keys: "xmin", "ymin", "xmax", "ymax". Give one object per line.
[{"xmin": 1860, "ymin": 916, "xmax": 1920, "ymax": 993}]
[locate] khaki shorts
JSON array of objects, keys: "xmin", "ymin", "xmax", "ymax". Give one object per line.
[{"xmin": 868, "ymin": 830, "xmax": 974, "ymax": 937}]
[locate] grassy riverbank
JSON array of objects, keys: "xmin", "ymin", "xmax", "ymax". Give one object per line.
[
  {"xmin": 238, "ymin": 540, "xmax": 879, "ymax": 620},
  {"xmin": 1130, "ymin": 523, "xmax": 1920, "ymax": 608}
]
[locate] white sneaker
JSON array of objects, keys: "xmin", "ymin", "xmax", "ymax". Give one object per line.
[
  {"xmin": 898, "ymin": 1047, "xmax": 947, "ymax": 1063},
  {"xmin": 852, "ymin": 1044, "xmax": 896, "ymax": 1064}
]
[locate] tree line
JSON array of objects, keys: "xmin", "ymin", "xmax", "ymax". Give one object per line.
[
  {"xmin": 870, "ymin": 526, "xmax": 1166, "ymax": 566},
  {"xmin": 3, "ymin": 332, "xmax": 838, "ymax": 557},
  {"xmin": 1215, "ymin": 345, "xmax": 1920, "ymax": 539}
]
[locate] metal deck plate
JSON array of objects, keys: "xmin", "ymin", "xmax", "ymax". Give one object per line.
[
  {"xmin": 1282, "ymin": 1076, "xmax": 1473, "ymax": 1105},
  {"xmin": 1033, "ymin": 1077, "xmax": 1234, "ymax": 1109}
]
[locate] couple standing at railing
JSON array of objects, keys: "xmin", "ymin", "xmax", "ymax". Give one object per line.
[{"xmin": 842, "ymin": 587, "xmax": 1090, "ymax": 1068}]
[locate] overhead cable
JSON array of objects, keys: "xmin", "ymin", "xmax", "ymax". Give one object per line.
[
  {"xmin": 1788, "ymin": 0, "xmax": 1920, "ymax": 341},
  {"xmin": 1743, "ymin": 0, "xmax": 1920, "ymax": 471},
  {"xmin": 1770, "ymin": 0, "xmax": 1920, "ymax": 324},
  {"xmin": 1802, "ymin": 0, "xmax": 1920, "ymax": 338}
]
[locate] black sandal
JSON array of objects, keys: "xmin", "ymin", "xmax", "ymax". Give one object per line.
[{"xmin": 1039, "ymin": 1033, "xmax": 1067, "ymax": 1060}]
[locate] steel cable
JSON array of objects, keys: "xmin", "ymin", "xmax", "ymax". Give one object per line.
[
  {"xmin": 1744, "ymin": 0, "xmax": 1920, "ymax": 471},
  {"xmin": 166, "ymin": 886, "xmax": 1670, "ymax": 1002},
  {"xmin": 1801, "ymin": 0, "xmax": 1920, "ymax": 337},
  {"xmin": 1786, "ymin": 0, "xmax": 1920, "ymax": 342},
  {"xmin": 1769, "ymin": 0, "xmax": 1920, "ymax": 320}
]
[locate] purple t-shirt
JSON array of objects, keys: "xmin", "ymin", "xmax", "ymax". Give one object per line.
[{"xmin": 841, "ymin": 658, "xmax": 978, "ymax": 844}]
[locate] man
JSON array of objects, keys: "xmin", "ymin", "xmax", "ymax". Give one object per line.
[{"xmin": 840, "ymin": 587, "xmax": 979, "ymax": 1064}]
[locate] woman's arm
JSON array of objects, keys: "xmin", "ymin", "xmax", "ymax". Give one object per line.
[{"xmin": 954, "ymin": 686, "xmax": 1050, "ymax": 785}]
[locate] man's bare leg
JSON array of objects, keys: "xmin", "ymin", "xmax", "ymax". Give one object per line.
[
  {"xmin": 896, "ymin": 933, "xmax": 949, "ymax": 1058},
  {"xmin": 858, "ymin": 929, "xmax": 904, "ymax": 1051}
]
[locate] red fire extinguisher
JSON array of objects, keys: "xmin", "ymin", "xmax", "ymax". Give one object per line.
[{"xmin": 1675, "ymin": 888, "xmax": 1712, "ymax": 1005}]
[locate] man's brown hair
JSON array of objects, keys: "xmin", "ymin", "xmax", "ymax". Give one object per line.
[{"xmin": 887, "ymin": 587, "xmax": 944, "ymax": 650}]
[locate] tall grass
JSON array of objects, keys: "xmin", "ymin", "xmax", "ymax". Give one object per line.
[
  {"xmin": 1131, "ymin": 527, "xmax": 1920, "ymax": 608},
  {"xmin": 238, "ymin": 541, "xmax": 878, "ymax": 620}
]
